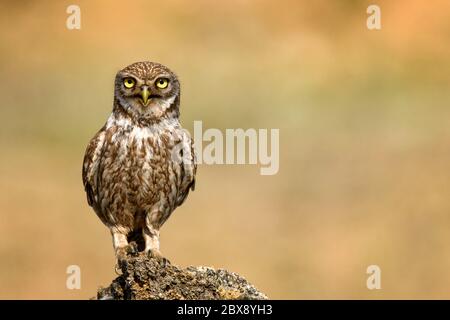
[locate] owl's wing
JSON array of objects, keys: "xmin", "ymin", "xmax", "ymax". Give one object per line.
[
  {"xmin": 176, "ymin": 130, "xmax": 197, "ymax": 207},
  {"xmin": 82, "ymin": 126, "xmax": 106, "ymax": 208}
]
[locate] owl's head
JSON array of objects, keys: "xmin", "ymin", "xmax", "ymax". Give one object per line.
[{"xmin": 113, "ymin": 61, "xmax": 180, "ymax": 123}]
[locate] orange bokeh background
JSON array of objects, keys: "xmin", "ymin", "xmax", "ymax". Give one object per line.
[{"xmin": 0, "ymin": 1, "xmax": 450, "ymax": 299}]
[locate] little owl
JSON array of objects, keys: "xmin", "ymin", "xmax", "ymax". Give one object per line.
[{"xmin": 82, "ymin": 61, "xmax": 197, "ymax": 262}]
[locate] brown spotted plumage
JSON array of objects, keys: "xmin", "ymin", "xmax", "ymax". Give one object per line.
[{"xmin": 82, "ymin": 62, "xmax": 196, "ymax": 261}]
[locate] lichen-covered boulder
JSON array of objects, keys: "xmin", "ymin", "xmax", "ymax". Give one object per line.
[{"xmin": 97, "ymin": 248, "xmax": 267, "ymax": 300}]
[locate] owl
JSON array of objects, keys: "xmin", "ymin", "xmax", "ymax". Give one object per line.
[{"xmin": 82, "ymin": 61, "xmax": 196, "ymax": 262}]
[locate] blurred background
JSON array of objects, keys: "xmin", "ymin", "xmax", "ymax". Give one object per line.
[{"xmin": 0, "ymin": 0, "xmax": 450, "ymax": 299}]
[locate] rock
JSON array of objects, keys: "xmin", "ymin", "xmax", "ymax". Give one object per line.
[{"xmin": 96, "ymin": 245, "xmax": 268, "ymax": 300}]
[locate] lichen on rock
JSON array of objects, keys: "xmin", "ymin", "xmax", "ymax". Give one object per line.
[{"xmin": 96, "ymin": 244, "xmax": 267, "ymax": 300}]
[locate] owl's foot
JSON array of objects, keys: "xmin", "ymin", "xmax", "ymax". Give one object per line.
[
  {"xmin": 147, "ymin": 249, "xmax": 170, "ymax": 266},
  {"xmin": 126, "ymin": 242, "xmax": 139, "ymax": 255},
  {"xmin": 116, "ymin": 243, "xmax": 138, "ymax": 260},
  {"xmin": 115, "ymin": 243, "xmax": 139, "ymax": 274}
]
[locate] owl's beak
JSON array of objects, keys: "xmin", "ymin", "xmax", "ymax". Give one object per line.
[{"xmin": 141, "ymin": 86, "xmax": 150, "ymax": 106}]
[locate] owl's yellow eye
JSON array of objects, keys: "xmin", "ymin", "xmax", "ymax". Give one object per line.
[
  {"xmin": 123, "ymin": 78, "xmax": 135, "ymax": 89},
  {"xmin": 156, "ymin": 78, "xmax": 169, "ymax": 89}
]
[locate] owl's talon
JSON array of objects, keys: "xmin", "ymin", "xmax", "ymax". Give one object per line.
[
  {"xmin": 147, "ymin": 249, "xmax": 170, "ymax": 265},
  {"xmin": 116, "ymin": 243, "xmax": 138, "ymax": 262},
  {"xmin": 126, "ymin": 242, "xmax": 139, "ymax": 255},
  {"xmin": 147, "ymin": 249, "xmax": 161, "ymax": 259},
  {"xmin": 161, "ymin": 257, "xmax": 171, "ymax": 266},
  {"xmin": 156, "ymin": 255, "xmax": 170, "ymax": 266},
  {"xmin": 114, "ymin": 263, "xmax": 122, "ymax": 275},
  {"xmin": 115, "ymin": 247, "xmax": 129, "ymax": 264}
]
